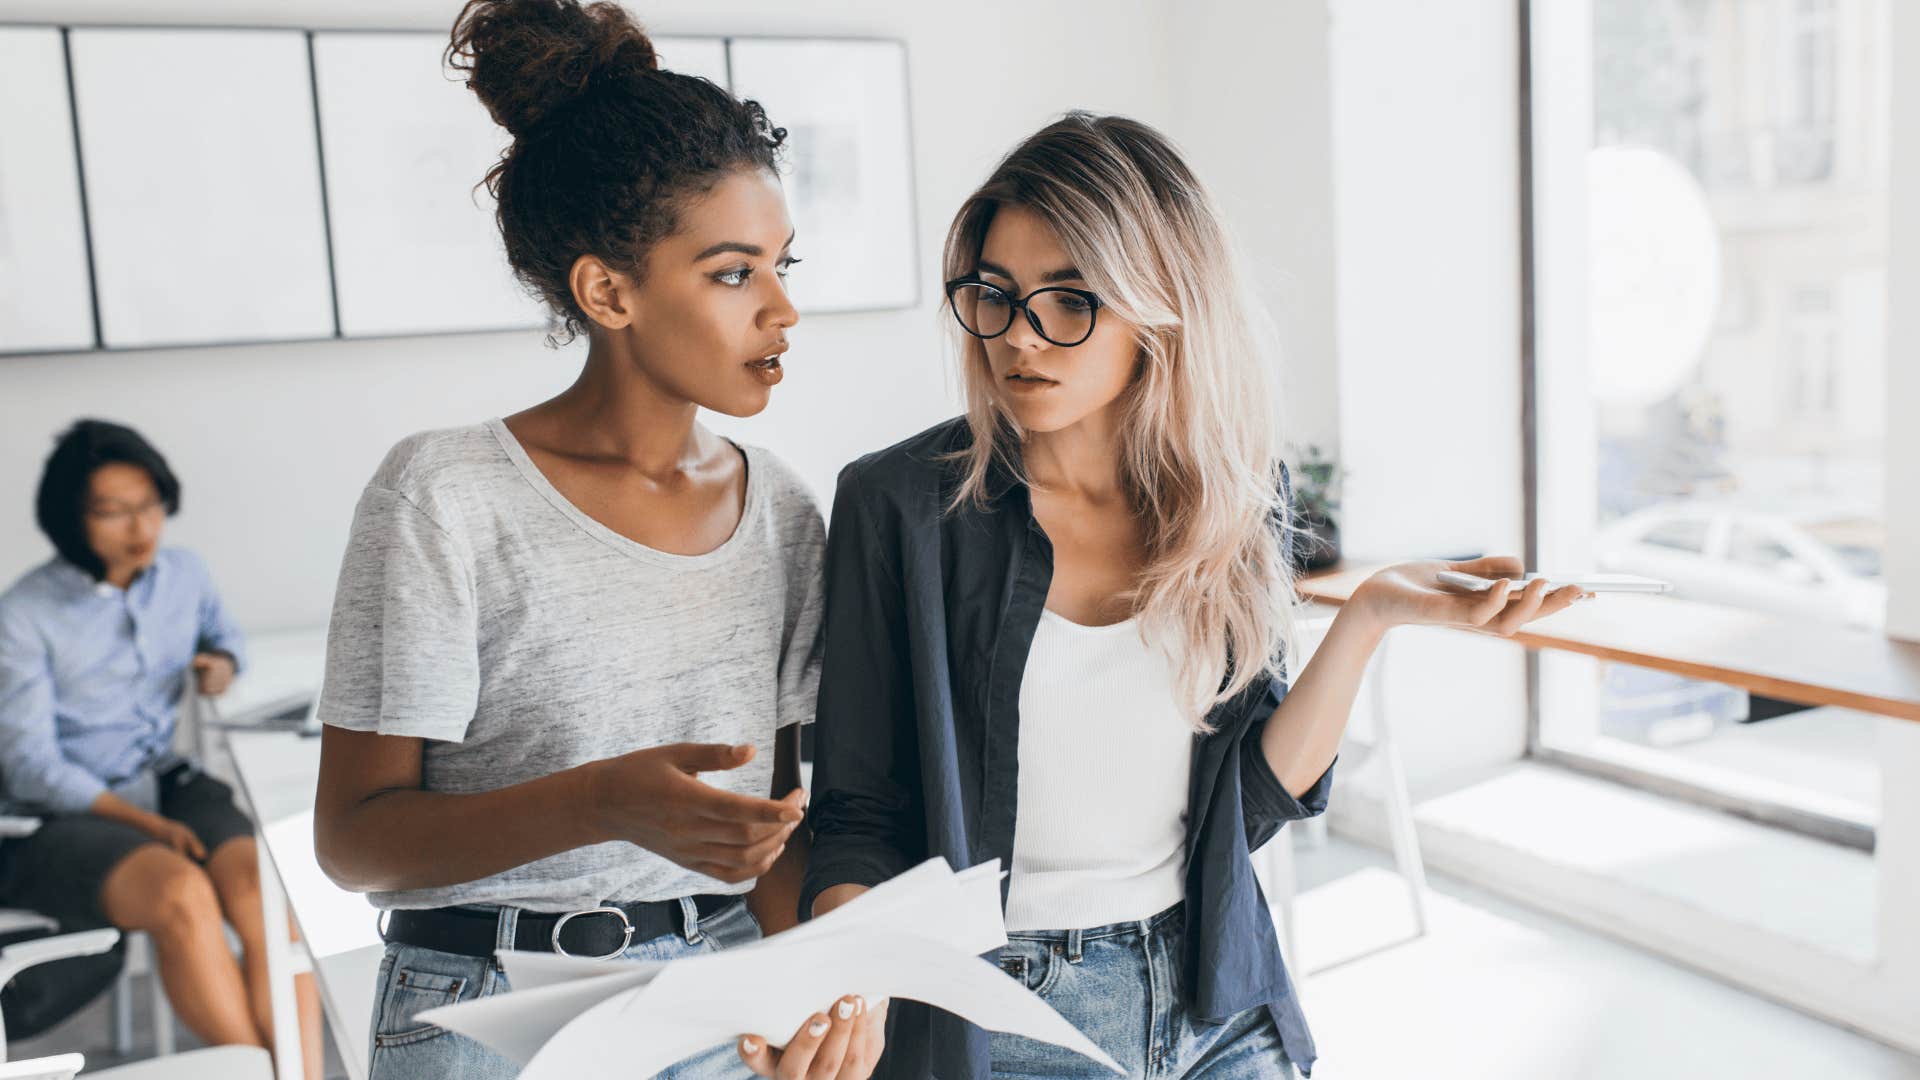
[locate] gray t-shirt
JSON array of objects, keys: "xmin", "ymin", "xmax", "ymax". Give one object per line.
[{"xmin": 316, "ymin": 419, "xmax": 823, "ymax": 911}]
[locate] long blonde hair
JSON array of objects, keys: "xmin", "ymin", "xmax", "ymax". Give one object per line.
[{"xmin": 943, "ymin": 112, "xmax": 1301, "ymax": 728}]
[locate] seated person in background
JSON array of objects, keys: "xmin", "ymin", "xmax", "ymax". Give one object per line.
[{"xmin": 0, "ymin": 419, "xmax": 317, "ymax": 1076}]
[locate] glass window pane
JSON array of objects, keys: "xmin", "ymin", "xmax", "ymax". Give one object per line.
[
  {"xmin": 1532, "ymin": 0, "xmax": 1887, "ymax": 841},
  {"xmin": 1581, "ymin": 0, "xmax": 1885, "ymax": 630},
  {"xmin": 1642, "ymin": 518, "xmax": 1711, "ymax": 553}
]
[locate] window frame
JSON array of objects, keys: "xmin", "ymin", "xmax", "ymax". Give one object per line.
[{"xmin": 1517, "ymin": 0, "xmax": 1874, "ymax": 852}]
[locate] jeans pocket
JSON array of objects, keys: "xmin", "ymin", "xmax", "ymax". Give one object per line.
[{"xmin": 372, "ymin": 949, "xmax": 489, "ymax": 1049}]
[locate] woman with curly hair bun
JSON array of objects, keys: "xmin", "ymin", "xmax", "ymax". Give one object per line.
[{"xmin": 312, "ymin": 3, "xmax": 876, "ymax": 1077}]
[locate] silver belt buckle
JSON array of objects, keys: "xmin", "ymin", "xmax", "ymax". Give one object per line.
[{"xmin": 551, "ymin": 906, "xmax": 635, "ymax": 961}]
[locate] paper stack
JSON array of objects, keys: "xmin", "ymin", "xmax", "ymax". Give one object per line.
[{"xmin": 418, "ymin": 858, "xmax": 1123, "ymax": 1078}]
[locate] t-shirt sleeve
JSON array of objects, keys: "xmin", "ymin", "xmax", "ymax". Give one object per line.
[
  {"xmin": 315, "ymin": 485, "xmax": 480, "ymax": 742},
  {"xmin": 776, "ymin": 497, "xmax": 826, "ymax": 730}
]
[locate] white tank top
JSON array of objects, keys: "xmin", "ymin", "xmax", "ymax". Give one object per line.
[{"xmin": 1003, "ymin": 608, "xmax": 1196, "ymax": 933}]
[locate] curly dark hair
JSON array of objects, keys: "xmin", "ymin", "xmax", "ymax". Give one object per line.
[
  {"xmin": 447, "ymin": 0, "xmax": 787, "ymax": 345},
  {"xmin": 36, "ymin": 419, "xmax": 181, "ymax": 582}
]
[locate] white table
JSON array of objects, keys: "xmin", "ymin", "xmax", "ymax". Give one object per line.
[
  {"xmin": 205, "ymin": 629, "xmax": 383, "ymax": 1080},
  {"xmin": 225, "ymin": 731, "xmax": 382, "ymax": 1080},
  {"xmin": 218, "ymin": 630, "xmax": 330, "ymax": 726}
]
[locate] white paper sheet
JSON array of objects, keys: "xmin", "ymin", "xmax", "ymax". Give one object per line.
[
  {"xmin": 498, "ymin": 950, "xmax": 667, "ymax": 993},
  {"xmin": 414, "ymin": 965, "xmax": 660, "ymax": 1065},
  {"xmin": 419, "ymin": 859, "xmax": 1122, "ymax": 1077}
]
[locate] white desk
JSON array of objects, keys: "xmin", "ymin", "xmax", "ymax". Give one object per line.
[
  {"xmin": 225, "ymin": 731, "xmax": 382, "ymax": 1080},
  {"xmin": 206, "ymin": 629, "xmax": 383, "ymax": 1080},
  {"xmin": 217, "ymin": 630, "xmax": 330, "ymax": 727}
]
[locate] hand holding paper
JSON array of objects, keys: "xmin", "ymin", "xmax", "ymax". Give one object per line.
[
  {"xmin": 735, "ymin": 992, "xmax": 885, "ymax": 1080},
  {"xmin": 418, "ymin": 858, "xmax": 1123, "ymax": 1078}
]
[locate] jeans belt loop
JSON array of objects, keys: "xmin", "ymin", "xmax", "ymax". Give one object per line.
[
  {"xmin": 494, "ymin": 905, "xmax": 519, "ymax": 960},
  {"xmin": 1065, "ymin": 928, "xmax": 1084, "ymax": 964},
  {"xmin": 679, "ymin": 895, "xmax": 703, "ymax": 944}
]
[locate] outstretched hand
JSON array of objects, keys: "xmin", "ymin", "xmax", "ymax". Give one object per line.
[{"xmin": 1348, "ymin": 556, "xmax": 1589, "ymax": 637}]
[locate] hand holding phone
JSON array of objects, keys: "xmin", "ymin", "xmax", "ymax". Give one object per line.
[{"xmin": 1434, "ymin": 570, "xmax": 1670, "ymax": 595}]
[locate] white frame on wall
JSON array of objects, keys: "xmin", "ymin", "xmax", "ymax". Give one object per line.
[
  {"xmin": 0, "ymin": 22, "xmax": 919, "ymax": 359},
  {"xmin": 0, "ymin": 27, "xmax": 96, "ymax": 355}
]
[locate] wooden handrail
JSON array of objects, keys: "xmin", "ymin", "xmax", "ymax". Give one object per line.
[{"xmin": 1298, "ymin": 563, "xmax": 1920, "ymax": 723}]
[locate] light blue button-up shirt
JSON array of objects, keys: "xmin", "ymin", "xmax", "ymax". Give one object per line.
[{"xmin": 0, "ymin": 549, "xmax": 245, "ymax": 815}]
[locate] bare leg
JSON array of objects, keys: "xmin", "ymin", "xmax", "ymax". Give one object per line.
[
  {"xmin": 206, "ymin": 837, "xmax": 323, "ymax": 1079},
  {"xmin": 98, "ymin": 844, "xmax": 262, "ymax": 1048},
  {"xmin": 295, "ymin": 970, "xmax": 322, "ymax": 1080}
]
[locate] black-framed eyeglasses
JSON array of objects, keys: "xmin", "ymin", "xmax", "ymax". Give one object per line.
[{"xmin": 945, "ymin": 277, "xmax": 1103, "ymax": 348}]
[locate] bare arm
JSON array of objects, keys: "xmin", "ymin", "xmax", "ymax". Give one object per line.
[
  {"xmin": 315, "ymin": 727, "xmax": 604, "ymax": 893},
  {"xmin": 1259, "ymin": 601, "xmax": 1390, "ymax": 797},
  {"xmin": 809, "ymin": 883, "xmax": 870, "ymax": 919},
  {"xmin": 314, "ymin": 727, "xmax": 803, "ymax": 895},
  {"xmin": 1260, "ymin": 557, "xmax": 1586, "ymax": 797},
  {"xmin": 745, "ymin": 724, "xmax": 810, "ymax": 935},
  {"xmin": 91, "ymin": 790, "xmax": 206, "ymax": 859}
]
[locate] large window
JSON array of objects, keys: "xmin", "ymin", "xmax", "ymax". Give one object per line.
[{"xmin": 1526, "ymin": 0, "xmax": 1888, "ymax": 846}]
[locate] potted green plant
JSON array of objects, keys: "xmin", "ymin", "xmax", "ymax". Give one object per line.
[{"xmin": 1288, "ymin": 443, "xmax": 1344, "ymax": 572}]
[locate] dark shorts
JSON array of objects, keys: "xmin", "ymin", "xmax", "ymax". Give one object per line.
[{"xmin": 0, "ymin": 766, "xmax": 254, "ymax": 929}]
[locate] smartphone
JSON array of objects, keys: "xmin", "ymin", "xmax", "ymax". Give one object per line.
[{"xmin": 1435, "ymin": 570, "xmax": 1672, "ymax": 595}]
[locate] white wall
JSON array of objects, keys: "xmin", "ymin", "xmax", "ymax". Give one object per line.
[
  {"xmin": 1327, "ymin": 0, "xmax": 1532, "ymax": 790},
  {"xmin": 0, "ymin": 0, "xmax": 1173, "ymax": 632},
  {"xmin": 1170, "ymin": 0, "xmax": 1544, "ymax": 794},
  {"xmin": 1165, "ymin": 0, "xmax": 1343, "ymax": 454},
  {"xmin": 1878, "ymin": 0, "xmax": 1920, "ymax": 1034},
  {"xmin": 1888, "ymin": 0, "xmax": 1920, "ymax": 647}
]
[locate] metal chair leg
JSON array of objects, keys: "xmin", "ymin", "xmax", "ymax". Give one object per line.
[
  {"xmin": 150, "ymin": 951, "xmax": 175, "ymax": 1057},
  {"xmin": 110, "ymin": 963, "xmax": 134, "ymax": 1055},
  {"xmin": 1369, "ymin": 632, "xmax": 1431, "ymax": 936}
]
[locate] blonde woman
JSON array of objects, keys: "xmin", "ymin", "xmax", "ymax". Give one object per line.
[{"xmin": 795, "ymin": 113, "xmax": 1585, "ymax": 1079}]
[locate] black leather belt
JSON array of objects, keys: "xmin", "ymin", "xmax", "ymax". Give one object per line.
[{"xmin": 382, "ymin": 894, "xmax": 738, "ymax": 961}]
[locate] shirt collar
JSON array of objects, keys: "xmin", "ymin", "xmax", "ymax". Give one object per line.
[{"xmin": 46, "ymin": 554, "xmax": 159, "ymax": 600}]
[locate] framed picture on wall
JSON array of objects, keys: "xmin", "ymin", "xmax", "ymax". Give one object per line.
[
  {"xmin": 0, "ymin": 27, "xmax": 95, "ymax": 355},
  {"xmin": 68, "ymin": 28, "xmax": 336, "ymax": 349},
  {"xmin": 312, "ymin": 30, "xmax": 544, "ymax": 338},
  {"xmin": 727, "ymin": 38, "xmax": 917, "ymax": 314}
]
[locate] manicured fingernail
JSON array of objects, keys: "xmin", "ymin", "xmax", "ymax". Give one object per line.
[
  {"xmin": 740, "ymin": 1036, "xmax": 760, "ymax": 1053},
  {"xmin": 856, "ymin": 995, "xmax": 867, "ymax": 1015},
  {"xmin": 809, "ymin": 1017, "xmax": 830, "ymax": 1037},
  {"xmin": 837, "ymin": 999, "xmax": 856, "ymax": 1019}
]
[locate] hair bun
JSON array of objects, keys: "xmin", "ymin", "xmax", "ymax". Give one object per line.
[{"xmin": 447, "ymin": 0, "xmax": 659, "ymax": 139}]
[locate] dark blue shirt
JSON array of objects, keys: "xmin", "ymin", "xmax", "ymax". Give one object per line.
[{"xmin": 801, "ymin": 419, "xmax": 1333, "ymax": 1079}]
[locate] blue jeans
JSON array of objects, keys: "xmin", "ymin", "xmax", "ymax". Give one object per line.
[
  {"xmin": 368, "ymin": 896, "xmax": 762, "ymax": 1080},
  {"xmin": 990, "ymin": 903, "xmax": 1295, "ymax": 1079}
]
